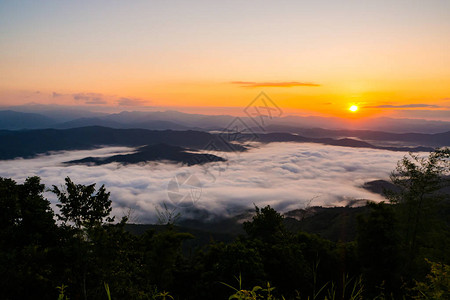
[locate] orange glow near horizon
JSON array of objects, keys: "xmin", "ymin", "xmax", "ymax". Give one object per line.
[
  {"xmin": 1, "ymin": 83, "xmax": 448, "ymax": 121},
  {"xmin": 0, "ymin": 1, "xmax": 449, "ymax": 121}
]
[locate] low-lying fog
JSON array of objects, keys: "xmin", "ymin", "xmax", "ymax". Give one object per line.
[{"xmin": 0, "ymin": 143, "xmax": 411, "ymax": 223}]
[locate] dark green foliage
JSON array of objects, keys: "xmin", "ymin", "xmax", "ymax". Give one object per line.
[
  {"xmin": 191, "ymin": 239, "xmax": 266, "ymax": 299},
  {"xmin": 243, "ymin": 205, "xmax": 286, "ymax": 243},
  {"xmin": 0, "ymin": 165, "xmax": 449, "ymax": 299},
  {"xmin": 386, "ymin": 148, "xmax": 450, "ymax": 279},
  {"xmin": 295, "ymin": 232, "xmax": 342, "ymax": 288},
  {"xmin": 413, "ymin": 259, "xmax": 450, "ymax": 299},
  {"xmin": 242, "ymin": 206, "xmax": 311, "ymax": 297},
  {"xmin": 52, "ymin": 177, "xmax": 114, "ymax": 229},
  {"xmin": 357, "ymin": 202, "xmax": 401, "ymax": 297},
  {"xmin": 0, "ymin": 177, "xmax": 19, "ymax": 239},
  {"xmin": 286, "ymin": 206, "xmax": 368, "ymax": 242},
  {"xmin": 0, "ymin": 176, "xmax": 58, "ymax": 300},
  {"xmin": 140, "ymin": 226, "xmax": 194, "ymax": 290}
]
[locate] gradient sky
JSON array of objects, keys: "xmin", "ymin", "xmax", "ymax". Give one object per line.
[{"xmin": 1, "ymin": 0, "xmax": 449, "ymax": 119}]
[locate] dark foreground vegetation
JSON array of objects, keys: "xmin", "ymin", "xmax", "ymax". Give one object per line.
[{"xmin": 0, "ymin": 149, "xmax": 449, "ymax": 299}]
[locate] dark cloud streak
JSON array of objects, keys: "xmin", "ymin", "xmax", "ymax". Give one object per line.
[
  {"xmin": 72, "ymin": 93, "xmax": 107, "ymax": 105},
  {"xmin": 117, "ymin": 97, "xmax": 146, "ymax": 106},
  {"xmin": 365, "ymin": 104, "xmax": 441, "ymax": 109}
]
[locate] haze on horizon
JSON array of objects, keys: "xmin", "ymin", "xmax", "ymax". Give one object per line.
[{"xmin": 1, "ymin": 0, "xmax": 449, "ymax": 121}]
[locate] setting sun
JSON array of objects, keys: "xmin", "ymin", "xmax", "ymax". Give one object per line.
[{"xmin": 349, "ymin": 105, "xmax": 359, "ymax": 112}]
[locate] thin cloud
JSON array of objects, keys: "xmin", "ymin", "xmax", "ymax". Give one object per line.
[
  {"xmin": 365, "ymin": 104, "xmax": 441, "ymax": 109},
  {"xmin": 117, "ymin": 97, "xmax": 146, "ymax": 106},
  {"xmin": 73, "ymin": 93, "xmax": 107, "ymax": 105},
  {"xmin": 85, "ymin": 99, "xmax": 107, "ymax": 105},
  {"xmin": 0, "ymin": 143, "xmax": 410, "ymax": 223},
  {"xmin": 393, "ymin": 109, "xmax": 450, "ymax": 120},
  {"xmin": 231, "ymin": 81, "xmax": 320, "ymax": 88}
]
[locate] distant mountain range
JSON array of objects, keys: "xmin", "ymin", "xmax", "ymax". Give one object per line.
[
  {"xmin": 0, "ymin": 105, "xmax": 448, "ymax": 162},
  {"xmin": 263, "ymin": 125, "xmax": 450, "ymax": 148},
  {"xmin": 0, "ymin": 104, "xmax": 106, "ymax": 122},
  {"xmin": 362, "ymin": 178, "xmax": 450, "ymax": 196},
  {"xmin": 0, "ymin": 126, "xmax": 445, "ymax": 162},
  {"xmin": 0, "ymin": 126, "xmax": 244, "ymax": 160},
  {"xmin": 1, "ymin": 109, "xmax": 449, "ymax": 151},
  {"xmin": 251, "ymin": 132, "xmax": 442, "ymax": 151},
  {"xmin": 1, "ymin": 105, "xmax": 450, "ymax": 134},
  {"xmin": 0, "ymin": 110, "xmax": 56, "ymax": 130},
  {"xmin": 57, "ymin": 117, "xmax": 190, "ymax": 131}
]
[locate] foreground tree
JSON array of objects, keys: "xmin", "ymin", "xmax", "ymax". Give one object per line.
[
  {"xmin": 52, "ymin": 177, "xmax": 114, "ymax": 229},
  {"xmin": 387, "ymin": 148, "xmax": 450, "ymax": 276},
  {"xmin": 0, "ymin": 176, "xmax": 58, "ymax": 300},
  {"xmin": 243, "ymin": 205, "xmax": 287, "ymax": 243},
  {"xmin": 52, "ymin": 177, "xmax": 116, "ymax": 300},
  {"xmin": 357, "ymin": 202, "xmax": 401, "ymax": 297}
]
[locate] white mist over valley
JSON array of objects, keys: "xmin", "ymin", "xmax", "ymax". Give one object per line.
[{"xmin": 0, "ymin": 143, "xmax": 409, "ymax": 223}]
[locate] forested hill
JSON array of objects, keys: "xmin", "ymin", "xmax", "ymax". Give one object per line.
[
  {"xmin": 66, "ymin": 143, "xmax": 225, "ymax": 166},
  {"xmin": 0, "ymin": 126, "xmax": 243, "ymax": 160},
  {"xmin": 0, "ymin": 126, "xmax": 439, "ymax": 161},
  {"xmin": 264, "ymin": 126, "xmax": 450, "ymax": 148}
]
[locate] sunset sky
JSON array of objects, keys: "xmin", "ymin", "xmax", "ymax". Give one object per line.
[{"xmin": 1, "ymin": 0, "xmax": 449, "ymax": 120}]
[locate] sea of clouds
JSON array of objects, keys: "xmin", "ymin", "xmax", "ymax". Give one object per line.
[{"xmin": 0, "ymin": 143, "xmax": 412, "ymax": 223}]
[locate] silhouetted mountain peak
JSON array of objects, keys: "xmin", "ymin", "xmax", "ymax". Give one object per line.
[{"xmin": 66, "ymin": 143, "xmax": 225, "ymax": 166}]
